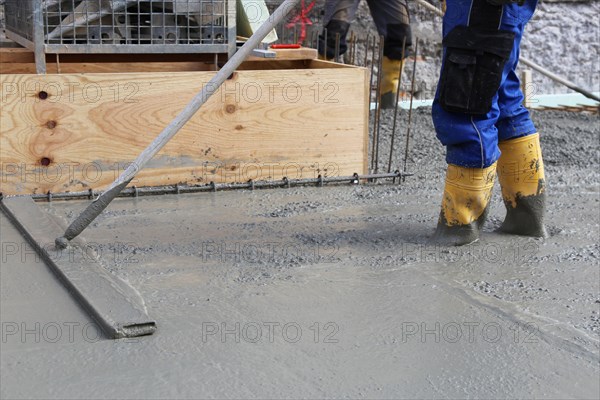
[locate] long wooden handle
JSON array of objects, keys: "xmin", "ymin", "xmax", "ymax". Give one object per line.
[{"xmin": 56, "ymin": 0, "xmax": 301, "ymax": 249}]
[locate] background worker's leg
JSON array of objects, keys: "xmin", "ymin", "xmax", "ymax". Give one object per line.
[
  {"xmin": 318, "ymin": 0, "xmax": 359, "ymax": 60},
  {"xmin": 366, "ymin": 0, "xmax": 412, "ymax": 108},
  {"xmin": 365, "ymin": 0, "xmax": 411, "ymax": 60},
  {"xmin": 318, "ymin": 0, "xmax": 412, "ymax": 109}
]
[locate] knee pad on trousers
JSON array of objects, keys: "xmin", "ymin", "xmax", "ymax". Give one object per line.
[
  {"xmin": 318, "ymin": 20, "xmax": 350, "ymax": 60},
  {"xmin": 384, "ymin": 23, "xmax": 412, "ymax": 60}
]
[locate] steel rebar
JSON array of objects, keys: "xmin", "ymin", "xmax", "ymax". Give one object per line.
[
  {"xmin": 323, "ymin": 27, "xmax": 328, "ymax": 59},
  {"xmin": 2, "ymin": 172, "xmax": 413, "ymax": 203},
  {"xmin": 367, "ymin": 35, "xmax": 377, "ymax": 171},
  {"xmin": 387, "ymin": 36, "xmax": 407, "ymax": 173},
  {"xmin": 403, "ymin": 39, "xmax": 418, "ymax": 173},
  {"xmin": 371, "ymin": 35, "xmax": 385, "ymax": 173},
  {"xmin": 363, "ymin": 33, "xmax": 370, "ymax": 67},
  {"xmin": 347, "ymin": 31, "xmax": 354, "ymax": 64}
]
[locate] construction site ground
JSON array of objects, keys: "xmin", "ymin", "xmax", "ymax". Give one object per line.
[{"xmin": 1, "ymin": 109, "xmax": 599, "ymax": 398}]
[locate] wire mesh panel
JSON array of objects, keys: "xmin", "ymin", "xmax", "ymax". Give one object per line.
[
  {"xmin": 4, "ymin": 1, "xmax": 36, "ymax": 43},
  {"xmin": 4, "ymin": 1, "xmax": 235, "ymax": 59}
]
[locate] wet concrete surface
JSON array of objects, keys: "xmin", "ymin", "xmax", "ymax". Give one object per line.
[{"xmin": 1, "ymin": 110, "xmax": 599, "ymax": 398}]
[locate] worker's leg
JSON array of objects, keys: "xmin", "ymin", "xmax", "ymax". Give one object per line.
[
  {"xmin": 496, "ymin": 3, "xmax": 538, "ymax": 143},
  {"xmin": 431, "ymin": 0, "xmax": 537, "ymax": 245},
  {"xmin": 318, "ymin": 0, "xmax": 360, "ymax": 60},
  {"xmin": 366, "ymin": 0, "xmax": 412, "ymax": 108},
  {"xmin": 495, "ymin": 2, "xmax": 547, "ymax": 237}
]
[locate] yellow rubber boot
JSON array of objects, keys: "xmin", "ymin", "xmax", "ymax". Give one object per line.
[
  {"xmin": 380, "ymin": 56, "xmax": 403, "ymax": 109},
  {"xmin": 497, "ymin": 133, "xmax": 548, "ymax": 237},
  {"xmin": 431, "ymin": 163, "xmax": 497, "ymax": 246}
]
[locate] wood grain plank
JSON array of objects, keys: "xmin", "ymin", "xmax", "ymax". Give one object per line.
[
  {"xmin": 0, "ymin": 61, "xmax": 216, "ymax": 74},
  {"xmin": 0, "ymin": 48, "xmax": 35, "ymax": 63},
  {"xmin": 1, "ymin": 66, "xmax": 367, "ymax": 195}
]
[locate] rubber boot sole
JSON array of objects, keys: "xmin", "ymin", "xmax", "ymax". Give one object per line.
[
  {"xmin": 498, "ymin": 193, "xmax": 548, "ymax": 238},
  {"xmin": 430, "ymin": 208, "xmax": 489, "ymax": 246}
]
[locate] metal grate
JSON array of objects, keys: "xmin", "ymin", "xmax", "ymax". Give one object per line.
[
  {"xmin": 4, "ymin": 0, "xmax": 36, "ymax": 42},
  {"xmin": 4, "ymin": 1, "xmax": 236, "ymax": 71}
]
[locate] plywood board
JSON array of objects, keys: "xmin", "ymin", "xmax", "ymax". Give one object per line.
[
  {"xmin": 0, "ymin": 47, "xmax": 319, "ymax": 74},
  {"xmin": 0, "ymin": 65, "xmax": 368, "ymax": 195}
]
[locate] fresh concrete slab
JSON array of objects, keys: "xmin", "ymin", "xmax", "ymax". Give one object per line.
[{"xmin": 1, "ymin": 109, "xmax": 598, "ymax": 398}]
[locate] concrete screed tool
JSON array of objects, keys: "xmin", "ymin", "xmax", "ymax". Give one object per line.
[{"xmin": 1, "ymin": 0, "xmax": 302, "ymax": 339}]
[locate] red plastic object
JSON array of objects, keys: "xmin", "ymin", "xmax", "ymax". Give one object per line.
[
  {"xmin": 285, "ymin": 0, "xmax": 316, "ymax": 45},
  {"xmin": 270, "ymin": 44, "xmax": 302, "ymax": 49}
]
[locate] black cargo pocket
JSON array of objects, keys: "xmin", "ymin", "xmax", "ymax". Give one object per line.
[
  {"xmin": 439, "ymin": 25, "xmax": 515, "ymax": 115},
  {"xmin": 470, "ymin": 50, "xmax": 507, "ymax": 113},
  {"xmin": 439, "ymin": 50, "xmax": 477, "ymax": 113}
]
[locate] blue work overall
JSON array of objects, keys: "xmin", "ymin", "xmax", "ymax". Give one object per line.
[{"xmin": 432, "ymin": 0, "xmax": 539, "ymax": 168}]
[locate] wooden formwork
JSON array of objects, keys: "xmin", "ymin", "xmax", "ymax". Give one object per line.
[{"xmin": 0, "ymin": 48, "xmax": 368, "ymax": 195}]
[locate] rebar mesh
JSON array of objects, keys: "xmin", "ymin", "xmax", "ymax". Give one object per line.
[{"xmin": 4, "ymin": 0, "xmax": 233, "ymax": 50}]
